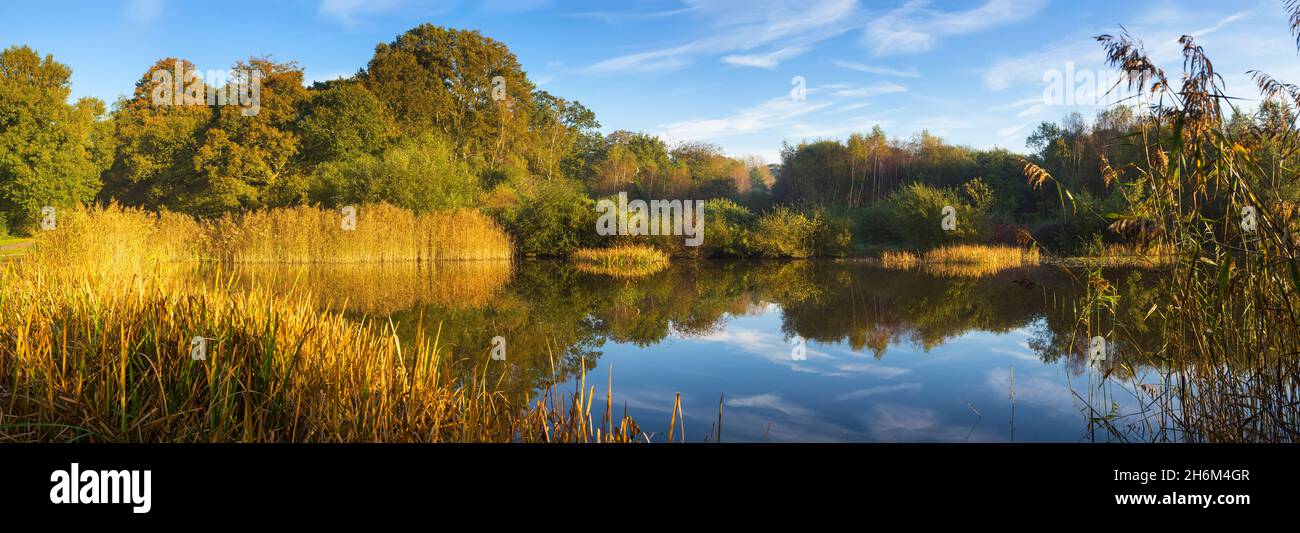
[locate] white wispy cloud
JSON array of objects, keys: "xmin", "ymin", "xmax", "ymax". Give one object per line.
[
  {"xmin": 481, "ymin": 0, "xmax": 551, "ymax": 13},
  {"xmin": 864, "ymin": 0, "xmax": 1047, "ymax": 56},
  {"xmin": 834, "ymin": 82, "xmax": 908, "ymax": 98},
  {"xmin": 566, "ymin": 5, "xmax": 702, "ymax": 24},
  {"xmin": 989, "ymin": 97, "xmax": 1042, "ymax": 112},
  {"xmin": 984, "ymin": 6, "xmax": 1258, "ymax": 93},
  {"xmin": 589, "ymin": 0, "xmax": 858, "ymax": 73},
  {"xmin": 833, "ymin": 60, "xmax": 920, "ymax": 78},
  {"xmin": 983, "ymin": 37, "xmax": 1099, "ymax": 92},
  {"xmin": 657, "ymin": 95, "xmax": 834, "ymax": 143},
  {"xmin": 722, "ymin": 46, "xmax": 811, "ymax": 69}
]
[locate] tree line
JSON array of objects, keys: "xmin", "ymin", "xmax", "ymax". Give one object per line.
[{"xmin": 4, "ymin": 23, "xmax": 1297, "ymax": 256}]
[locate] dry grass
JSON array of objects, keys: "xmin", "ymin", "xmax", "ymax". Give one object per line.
[
  {"xmin": 197, "ymin": 261, "xmax": 514, "ymax": 315},
  {"xmin": 30, "ymin": 205, "xmax": 203, "ymax": 273},
  {"xmin": 880, "ymin": 245, "xmax": 1040, "ymax": 277},
  {"xmin": 211, "ymin": 204, "xmax": 512, "ymax": 264},
  {"xmin": 880, "ymin": 250, "xmax": 919, "ymax": 269},
  {"xmin": 30, "ymin": 203, "xmax": 513, "ymax": 270},
  {"xmin": 572, "ymin": 245, "xmax": 669, "ymax": 277},
  {"xmin": 0, "ymin": 263, "xmax": 644, "ymax": 442}
]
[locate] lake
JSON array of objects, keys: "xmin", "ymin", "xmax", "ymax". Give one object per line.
[{"xmin": 200, "ymin": 260, "xmax": 1162, "ymax": 442}]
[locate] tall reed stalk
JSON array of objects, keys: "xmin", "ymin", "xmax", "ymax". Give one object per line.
[{"xmin": 1025, "ymin": 26, "xmax": 1300, "ymax": 441}]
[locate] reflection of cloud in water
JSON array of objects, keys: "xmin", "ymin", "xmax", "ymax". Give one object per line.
[
  {"xmin": 691, "ymin": 325, "xmax": 910, "ymax": 378},
  {"xmin": 726, "ymin": 393, "xmax": 815, "ymax": 418},
  {"xmin": 988, "ymin": 343, "xmax": 1040, "ymax": 362},
  {"xmin": 715, "ymin": 408, "xmax": 859, "ymax": 443},
  {"xmin": 596, "ymin": 387, "xmax": 685, "ymax": 415},
  {"xmin": 864, "ymin": 403, "xmax": 996, "ymax": 442},
  {"xmin": 832, "ymin": 362, "xmax": 910, "ymax": 378},
  {"xmin": 694, "ymin": 327, "xmax": 787, "ymax": 356},
  {"xmin": 835, "ymin": 382, "xmax": 923, "ymax": 401},
  {"xmin": 985, "ymin": 368, "xmax": 1077, "ymax": 415}
]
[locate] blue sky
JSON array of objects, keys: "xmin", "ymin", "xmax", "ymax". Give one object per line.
[{"xmin": 4, "ymin": 0, "xmax": 1299, "ymax": 162}]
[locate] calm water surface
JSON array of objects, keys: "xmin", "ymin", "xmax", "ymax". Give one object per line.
[{"xmin": 208, "ymin": 260, "xmax": 1158, "ymax": 442}]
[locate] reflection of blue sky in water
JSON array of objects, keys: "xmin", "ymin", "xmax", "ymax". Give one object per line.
[{"xmin": 571, "ymin": 309, "xmax": 1131, "ymax": 443}]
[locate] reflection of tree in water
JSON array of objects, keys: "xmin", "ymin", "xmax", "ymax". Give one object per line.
[
  {"xmin": 387, "ymin": 260, "xmax": 1140, "ymax": 393},
  {"xmin": 1027, "ymin": 269, "xmax": 1164, "ymax": 377},
  {"xmin": 774, "ymin": 262, "xmax": 1064, "ymax": 358}
]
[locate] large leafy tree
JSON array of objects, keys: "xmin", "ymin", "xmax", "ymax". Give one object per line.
[
  {"xmin": 102, "ymin": 58, "xmax": 212, "ymax": 211},
  {"xmin": 528, "ymin": 91, "xmax": 599, "ymax": 182},
  {"xmin": 0, "ymin": 45, "xmax": 112, "ymax": 232},
  {"xmin": 192, "ymin": 58, "xmax": 310, "ymax": 213},
  {"xmin": 362, "ymin": 24, "xmax": 535, "ymax": 174}
]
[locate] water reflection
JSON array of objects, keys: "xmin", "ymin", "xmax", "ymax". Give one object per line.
[{"xmin": 205, "ymin": 260, "xmax": 1162, "ymax": 442}]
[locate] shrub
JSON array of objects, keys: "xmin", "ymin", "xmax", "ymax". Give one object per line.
[
  {"xmin": 855, "ymin": 202, "xmax": 898, "ymax": 244},
  {"xmin": 752, "ymin": 206, "xmax": 850, "ymax": 258},
  {"xmin": 887, "ymin": 182, "xmax": 980, "ymax": 248},
  {"xmin": 815, "ymin": 209, "xmax": 854, "ymax": 256},
  {"xmin": 699, "ymin": 198, "xmax": 757, "ymax": 257},
  {"xmin": 310, "ymin": 133, "xmax": 478, "ymax": 213},
  {"xmin": 494, "ymin": 177, "xmax": 596, "ymax": 257},
  {"xmin": 753, "ymin": 207, "xmax": 819, "ymax": 258}
]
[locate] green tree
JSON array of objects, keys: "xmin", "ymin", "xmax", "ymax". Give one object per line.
[
  {"xmin": 298, "ymin": 80, "xmax": 395, "ymax": 165},
  {"xmin": 0, "ymin": 45, "xmax": 111, "ymax": 232},
  {"xmin": 362, "ymin": 24, "xmax": 535, "ymax": 174},
  {"xmin": 528, "ymin": 91, "xmax": 599, "ymax": 181},
  {"xmin": 100, "ymin": 58, "xmax": 211, "ymax": 211},
  {"xmin": 192, "ymin": 58, "xmax": 310, "ymax": 213}
]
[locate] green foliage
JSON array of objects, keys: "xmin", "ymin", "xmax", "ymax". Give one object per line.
[
  {"xmin": 752, "ymin": 206, "xmax": 851, "ymax": 258},
  {"xmin": 362, "ymin": 24, "xmax": 534, "ymax": 176},
  {"xmin": 100, "ymin": 58, "xmax": 210, "ymax": 211},
  {"xmin": 100, "ymin": 57, "xmax": 310, "ymax": 217},
  {"xmin": 298, "ymin": 81, "xmax": 395, "ymax": 165},
  {"xmin": 310, "ymin": 133, "xmax": 478, "ymax": 212},
  {"xmin": 699, "ymin": 198, "xmax": 757, "ymax": 257},
  {"xmin": 1028, "ymin": 188, "xmax": 1111, "ymax": 254},
  {"xmin": 529, "ymin": 91, "xmax": 600, "ymax": 181},
  {"xmin": 886, "ymin": 182, "xmax": 981, "ymax": 248},
  {"xmin": 191, "ymin": 58, "xmax": 310, "ymax": 214},
  {"xmin": 855, "ymin": 203, "xmax": 897, "ymax": 243},
  {"xmin": 492, "ymin": 177, "xmax": 595, "ymax": 256},
  {"xmin": 0, "ymin": 45, "xmax": 111, "ymax": 232}
]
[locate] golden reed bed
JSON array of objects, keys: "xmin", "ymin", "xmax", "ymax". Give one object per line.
[
  {"xmin": 31, "ymin": 203, "xmax": 513, "ymax": 268},
  {"xmin": 572, "ymin": 245, "xmax": 669, "ymax": 277},
  {"xmin": 880, "ymin": 245, "xmax": 1040, "ymax": 277},
  {"xmin": 0, "ymin": 204, "xmax": 659, "ymax": 442}
]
